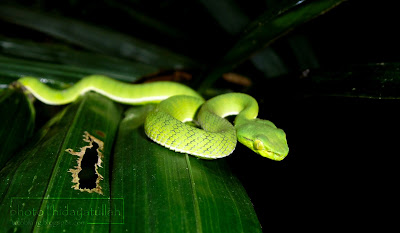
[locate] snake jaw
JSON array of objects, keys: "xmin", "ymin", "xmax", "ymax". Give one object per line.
[{"xmin": 256, "ymin": 150, "xmax": 286, "ymax": 161}]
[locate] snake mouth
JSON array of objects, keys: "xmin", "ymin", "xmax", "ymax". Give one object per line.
[
  {"xmin": 242, "ymin": 136, "xmax": 253, "ymax": 142},
  {"xmin": 258, "ymin": 150, "xmax": 285, "ymax": 161}
]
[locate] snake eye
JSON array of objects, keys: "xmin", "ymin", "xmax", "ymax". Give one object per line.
[{"xmin": 254, "ymin": 139, "xmax": 264, "ymax": 150}]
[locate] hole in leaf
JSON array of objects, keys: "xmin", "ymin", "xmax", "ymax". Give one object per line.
[
  {"xmin": 67, "ymin": 131, "xmax": 104, "ymax": 195},
  {"xmin": 78, "ymin": 141, "xmax": 99, "ymax": 190}
]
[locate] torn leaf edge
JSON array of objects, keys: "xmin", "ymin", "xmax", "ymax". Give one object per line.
[{"xmin": 66, "ymin": 131, "xmax": 104, "ymax": 195}]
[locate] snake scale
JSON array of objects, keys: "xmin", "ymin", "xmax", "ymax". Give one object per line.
[{"xmin": 16, "ymin": 75, "xmax": 289, "ymax": 160}]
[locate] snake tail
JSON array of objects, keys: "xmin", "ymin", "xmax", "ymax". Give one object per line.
[{"xmin": 17, "ymin": 75, "xmax": 203, "ymax": 105}]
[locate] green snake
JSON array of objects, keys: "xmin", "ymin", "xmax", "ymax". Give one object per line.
[{"xmin": 16, "ymin": 75, "xmax": 289, "ymax": 161}]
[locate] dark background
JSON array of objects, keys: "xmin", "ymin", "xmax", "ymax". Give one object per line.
[{"xmin": 226, "ymin": 1, "xmax": 398, "ymax": 230}]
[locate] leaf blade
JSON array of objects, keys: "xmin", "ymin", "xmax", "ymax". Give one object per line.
[
  {"xmin": 198, "ymin": 0, "xmax": 345, "ymax": 91},
  {"xmin": 0, "ymin": 93, "xmax": 122, "ymax": 232},
  {"xmin": 0, "ymin": 37, "xmax": 160, "ymax": 82},
  {"xmin": 0, "ymin": 88, "xmax": 35, "ymax": 169},
  {"xmin": 111, "ymin": 106, "xmax": 262, "ymax": 233},
  {"xmin": 0, "ymin": 4, "xmax": 201, "ymax": 70}
]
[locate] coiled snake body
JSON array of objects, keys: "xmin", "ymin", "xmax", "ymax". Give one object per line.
[{"xmin": 17, "ymin": 75, "xmax": 289, "ymax": 160}]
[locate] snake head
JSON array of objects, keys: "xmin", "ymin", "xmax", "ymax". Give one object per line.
[{"xmin": 236, "ymin": 119, "xmax": 289, "ymax": 161}]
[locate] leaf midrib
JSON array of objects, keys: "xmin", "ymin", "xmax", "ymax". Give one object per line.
[{"xmin": 185, "ymin": 154, "xmax": 203, "ymax": 233}]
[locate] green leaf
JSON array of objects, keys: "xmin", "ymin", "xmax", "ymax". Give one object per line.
[
  {"xmin": 0, "ymin": 4, "xmax": 201, "ymax": 70},
  {"xmin": 0, "ymin": 55, "xmax": 92, "ymax": 84},
  {"xmin": 199, "ymin": 0, "xmax": 290, "ymax": 78},
  {"xmin": 0, "ymin": 88, "xmax": 35, "ymax": 169},
  {"xmin": 0, "ymin": 93, "xmax": 122, "ymax": 232},
  {"xmin": 0, "ymin": 54, "xmax": 154, "ymax": 88},
  {"xmin": 0, "ymin": 37, "xmax": 160, "ymax": 82},
  {"xmin": 111, "ymin": 105, "xmax": 262, "ymax": 233},
  {"xmin": 198, "ymin": 0, "xmax": 345, "ymax": 91}
]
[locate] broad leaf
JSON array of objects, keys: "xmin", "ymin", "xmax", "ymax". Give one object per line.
[
  {"xmin": 0, "ymin": 88, "xmax": 35, "ymax": 169},
  {"xmin": 0, "ymin": 37, "xmax": 159, "ymax": 82},
  {"xmin": 111, "ymin": 106, "xmax": 262, "ymax": 233},
  {"xmin": 0, "ymin": 93, "xmax": 121, "ymax": 232},
  {"xmin": 0, "ymin": 4, "xmax": 201, "ymax": 70},
  {"xmin": 198, "ymin": 0, "xmax": 345, "ymax": 91}
]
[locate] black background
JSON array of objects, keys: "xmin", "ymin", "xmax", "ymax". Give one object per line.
[{"xmin": 227, "ymin": 1, "xmax": 398, "ymax": 230}]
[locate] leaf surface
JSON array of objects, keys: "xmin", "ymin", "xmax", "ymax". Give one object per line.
[
  {"xmin": 0, "ymin": 4, "xmax": 201, "ymax": 70},
  {"xmin": 0, "ymin": 93, "xmax": 121, "ymax": 232},
  {"xmin": 0, "ymin": 88, "xmax": 35, "ymax": 169},
  {"xmin": 111, "ymin": 106, "xmax": 262, "ymax": 233},
  {"xmin": 198, "ymin": 0, "xmax": 345, "ymax": 91}
]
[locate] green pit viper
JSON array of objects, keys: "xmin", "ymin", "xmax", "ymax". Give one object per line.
[{"xmin": 16, "ymin": 75, "xmax": 289, "ymax": 161}]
